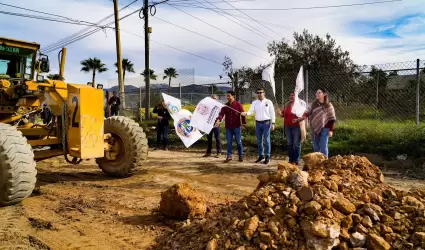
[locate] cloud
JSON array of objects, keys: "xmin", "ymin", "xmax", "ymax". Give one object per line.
[{"xmin": 1, "ymin": 0, "xmax": 424, "ymax": 85}]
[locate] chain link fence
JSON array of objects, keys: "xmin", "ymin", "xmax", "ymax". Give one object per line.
[{"xmin": 114, "ymin": 59, "xmax": 424, "ymax": 123}]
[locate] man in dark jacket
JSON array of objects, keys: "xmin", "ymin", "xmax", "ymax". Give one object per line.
[
  {"xmin": 40, "ymin": 104, "xmax": 52, "ymax": 124},
  {"xmin": 108, "ymin": 91, "xmax": 121, "ymax": 116},
  {"xmin": 153, "ymin": 102, "xmax": 171, "ymax": 150}
]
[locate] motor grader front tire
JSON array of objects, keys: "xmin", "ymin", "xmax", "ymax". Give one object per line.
[
  {"xmin": 96, "ymin": 116, "xmax": 148, "ymax": 178},
  {"xmin": 0, "ymin": 124, "xmax": 37, "ymax": 206}
]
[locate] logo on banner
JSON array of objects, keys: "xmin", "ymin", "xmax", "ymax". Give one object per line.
[
  {"xmin": 167, "ymin": 102, "xmax": 180, "ymax": 114},
  {"xmin": 196, "ymin": 104, "xmax": 209, "ymax": 115},
  {"xmin": 177, "ymin": 117, "xmax": 195, "ymax": 137}
]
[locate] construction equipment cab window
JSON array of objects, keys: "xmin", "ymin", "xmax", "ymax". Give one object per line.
[{"xmin": 0, "ymin": 45, "xmax": 34, "ymax": 79}]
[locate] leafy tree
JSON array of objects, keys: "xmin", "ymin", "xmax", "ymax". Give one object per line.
[
  {"xmin": 223, "ymin": 56, "xmax": 257, "ymax": 102},
  {"xmin": 268, "ymin": 30, "xmax": 357, "ymax": 103},
  {"xmin": 140, "ymin": 69, "xmax": 157, "ymax": 81},
  {"xmin": 114, "ymin": 58, "xmax": 135, "ymax": 86},
  {"xmin": 80, "ymin": 57, "xmax": 108, "ymax": 85},
  {"xmin": 163, "ymin": 67, "xmax": 179, "ymax": 93},
  {"xmin": 46, "ymin": 74, "xmax": 63, "ymax": 80}
]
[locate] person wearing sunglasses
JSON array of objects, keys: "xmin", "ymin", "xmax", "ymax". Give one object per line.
[{"xmin": 241, "ymin": 87, "xmax": 276, "ymax": 164}]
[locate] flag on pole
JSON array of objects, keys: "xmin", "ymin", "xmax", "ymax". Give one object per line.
[
  {"xmin": 162, "ymin": 93, "xmax": 181, "ymax": 119},
  {"xmin": 190, "ymin": 97, "xmax": 225, "ymax": 134},
  {"xmin": 294, "ymin": 66, "xmax": 304, "ymax": 96},
  {"xmin": 292, "ymin": 66, "xmax": 307, "ymax": 117},
  {"xmin": 262, "ymin": 61, "xmax": 276, "ymax": 95},
  {"xmin": 173, "ymin": 109, "xmax": 203, "ymax": 148}
]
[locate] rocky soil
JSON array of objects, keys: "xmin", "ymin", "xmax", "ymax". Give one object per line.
[{"xmin": 152, "ymin": 153, "xmax": 425, "ymax": 250}]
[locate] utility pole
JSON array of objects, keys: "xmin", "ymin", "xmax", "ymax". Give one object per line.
[
  {"xmin": 113, "ymin": 0, "xmax": 125, "ymax": 109},
  {"xmin": 143, "ymin": 0, "xmax": 151, "ymax": 120}
]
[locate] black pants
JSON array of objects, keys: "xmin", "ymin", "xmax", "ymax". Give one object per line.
[
  {"xmin": 156, "ymin": 123, "xmax": 169, "ymax": 148},
  {"xmin": 206, "ymin": 126, "xmax": 222, "ymax": 154},
  {"xmin": 111, "ymin": 108, "xmax": 119, "ymax": 116}
]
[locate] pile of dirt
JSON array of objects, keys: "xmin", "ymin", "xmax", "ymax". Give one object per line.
[
  {"xmin": 159, "ymin": 183, "xmax": 207, "ymax": 220},
  {"xmin": 151, "ymin": 153, "xmax": 425, "ymax": 250}
]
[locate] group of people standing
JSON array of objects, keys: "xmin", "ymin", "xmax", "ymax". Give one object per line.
[{"xmin": 154, "ymin": 87, "xmax": 336, "ymax": 165}]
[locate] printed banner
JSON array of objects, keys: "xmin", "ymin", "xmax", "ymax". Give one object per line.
[
  {"xmin": 173, "ymin": 109, "xmax": 203, "ymax": 148},
  {"xmin": 262, "ymin": 61, "xmax": 276, "ymax": 95},
  {"xmin": 162, "ymin": 93, "xmax": 181, "ymax": 119},
  {"xmin": 190, "ymin": 97, "xmax": 224, "ymax": 134}
]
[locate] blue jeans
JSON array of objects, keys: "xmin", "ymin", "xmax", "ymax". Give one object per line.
[
  {"xmin": 156, "ymin": 123, "xmax": 169, "ymax": 148},
  {"xmin": 255, "ymin": 121, "xmax": 271, "ymax": 158},
  {"xmin": 285, "ymin": 126, "xmax": 302, "ymax": 163},
  {"xmin": 225, "ymin": 128, "xmax": 243, "ymax": 158},
  {"xmin": 312, "ymin": 128, "xmax": 330, "ymax": 157}
]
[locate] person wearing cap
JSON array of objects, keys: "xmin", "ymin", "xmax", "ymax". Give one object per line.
[
  {"xmin": 203, "ymin": 95, "xmax": 222, "ymax": 158},
  {"xmin": 242, "ymin": 87, "xmax": 276, "ymax": 164},
  {"xmin": 41, "ymin": 103, "xmax": 52, "ymax": 124}
]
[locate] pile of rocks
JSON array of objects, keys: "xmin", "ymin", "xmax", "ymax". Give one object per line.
[{"xmin": 152, "ymin": 153, "xmax": 425, "ymax": 250}]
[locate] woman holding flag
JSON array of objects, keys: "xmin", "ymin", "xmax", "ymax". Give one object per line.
[
  {"xmin": 281, "ymin": 92, "xmax": 306, "ymax": 165},
  {"xmin": 294, "ymin": 88, "xmax": 336, "ymax": 158}
]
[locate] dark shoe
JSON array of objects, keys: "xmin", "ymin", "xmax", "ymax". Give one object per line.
[
  {"xmin": 264, "ymin": 157, "xmax": 270, "ymax": 165},
  {"xmin": 203, "ymin": 153, "xmax": 212, "ymax": 157},
  {"xmin": 224, "ymin": 158, "xmax": 232, "ymax": 163},
  {"xmin": 255, "ymin": 156, "xmax": 264, "ymax": 163},
  {"xmin": 239, "ymin": 156, "xmax": 243, "ymax": 162}
]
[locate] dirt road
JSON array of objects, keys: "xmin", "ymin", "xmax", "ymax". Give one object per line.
[{"xmin": 1, "ymin": 150, "xmax": 424, "ymax": 250}]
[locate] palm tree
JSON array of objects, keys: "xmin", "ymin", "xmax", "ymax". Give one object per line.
[
  {"xmin": 46, "ymin": 74, "xmax": 63, "ymax": 80},
  {"xmin": 140, "ymin": 69, "xmax": 158, "ymax": 81},
  {"xmin": 114, "ymin": 58, "xmax": 135, "ymax": 85},
  {"xmin": 80, "ymin": 57, "xmax": 108, "ymax": 85},
  {"xmin": 163, "ymin": 67, "xmax": 179, "ymax": 93}
]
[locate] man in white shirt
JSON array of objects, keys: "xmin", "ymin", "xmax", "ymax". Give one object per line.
[{"xmin": 242, "ymin": 87, "xmax": 276, "ymax": 164}]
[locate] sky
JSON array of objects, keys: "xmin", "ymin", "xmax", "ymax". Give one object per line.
[{"xmin": 1, "ymin": 0, "xmax": 424, "ymax": 88}]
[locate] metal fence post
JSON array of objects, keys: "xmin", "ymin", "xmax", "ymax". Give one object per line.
[
  {"xmin": 191, "ymin": 92, "xmax": 193, "ymax": 104},
  {"xmin": 281, "ymin": 78, "xmax": 284, "ymax": 107},
  {"xmin": 179, "ymin": 83, "xmax": 182, "ymax": 100},
  {"xmin": 305, "ymin": 69, "xmax": 309, "ymax": 104},
  {"xmin": 417, "ymin": 59, "xmax": 420, "ymax": 126},
  {"xmin": 375, "ymin": 74, "xmax": 379, "ymax": 120}
]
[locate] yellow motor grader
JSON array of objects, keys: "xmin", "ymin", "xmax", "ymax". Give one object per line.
[{"xmin": 0, "ymin": 37, "xmax": 148, "ymax": 206}]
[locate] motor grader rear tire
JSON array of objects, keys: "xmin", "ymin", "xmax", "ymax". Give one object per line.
[
  {"xmin": 0, "ymin": 124, "xmax": 37, "ymax": 206},
  {"xmin": 96, "ymin": 116, "xmax": 148, "ymax": 178}
]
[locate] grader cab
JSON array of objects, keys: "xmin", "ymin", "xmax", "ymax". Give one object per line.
[{"xmin": 0, "ymin": 37, "xmax": 148, "ymax": 206}]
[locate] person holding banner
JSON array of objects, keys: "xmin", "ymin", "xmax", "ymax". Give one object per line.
[
  {"xmin": 294, "ymin": 88, "xmax": 336, "ymax": 158},
  {"xmin": 215, "ymin": 91, "xmax": 246, "ymax": 163},
  {"xmin": 153, "ymin": 102, "xmax": 171, "ymax": 150},
  {"xmin": 241, "ymin": 88, "xmax": 276, "ymax": 165},
  {"xmin": 203, "ymin": 95, "xmax": 222, "ymax": 158},
  {"xmin": 281, "ymin": 93, "xmax": 306, "ymax": 165}
]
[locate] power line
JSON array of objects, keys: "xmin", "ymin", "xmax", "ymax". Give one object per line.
[
  {"xmin": 192, "ymin": 0, "xmax": 274, "ymax": 41},
  {"xmin": 221, "ymin": 0, "xmax": 281, "ymax": 38},
  {"xmin": 153, "ymin": 15, "xmax": 268, "ymax": 59},
  {"xmin": 0, "ymin": 10, "xmax": 109, "ymax": 27},
  {"xmin": 120, "ymin": 29, "xmax": 223, "ymax": 64},
  {"xmin": 166, "ymin": 0, "xmax": 256, "ymax": 3},
  {"xmin": 164, "ymin": 0, "xmax": 403, "ymax": 11},
  {"xmin": 42, "ymin": 0, "xmax": 139, "ymax": 52},
  {"xmin": 166, "ymin": 3, "xmax": 268, "ymax": 53},
  {"xmin": 44, "ymin": 7, "xmax": 142, "ymax": 53}
]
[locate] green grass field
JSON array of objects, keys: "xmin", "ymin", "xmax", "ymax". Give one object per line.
[{"xmin": 137, "ymin": 104, "xmax": 425, "ymax": 159}]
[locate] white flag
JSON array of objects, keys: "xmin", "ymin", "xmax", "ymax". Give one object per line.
[
  {"xmin": 162, "ymin": 93, "xmax": 181, "ymax": 119},
  {"xmin": 294, "ymin": 66, "xmax": 304, "ymax": 96},
  {"xmin": 262, "ymin": 61, "xmax": 276, "ymax": 95},
  {"xmin": 292, "ymin": 66, "xmax": 306, "ymax": 117},
  {"xmin": 173, "ymin": 109, "xmax": 203, "ymax": 148},
  {"xmin": 292, "ymin": 98, "xmax": 307, "ymax": 117},
  {"xmin": 190, "ymin": 97, "xmax": 225, "ymax": 133}
]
